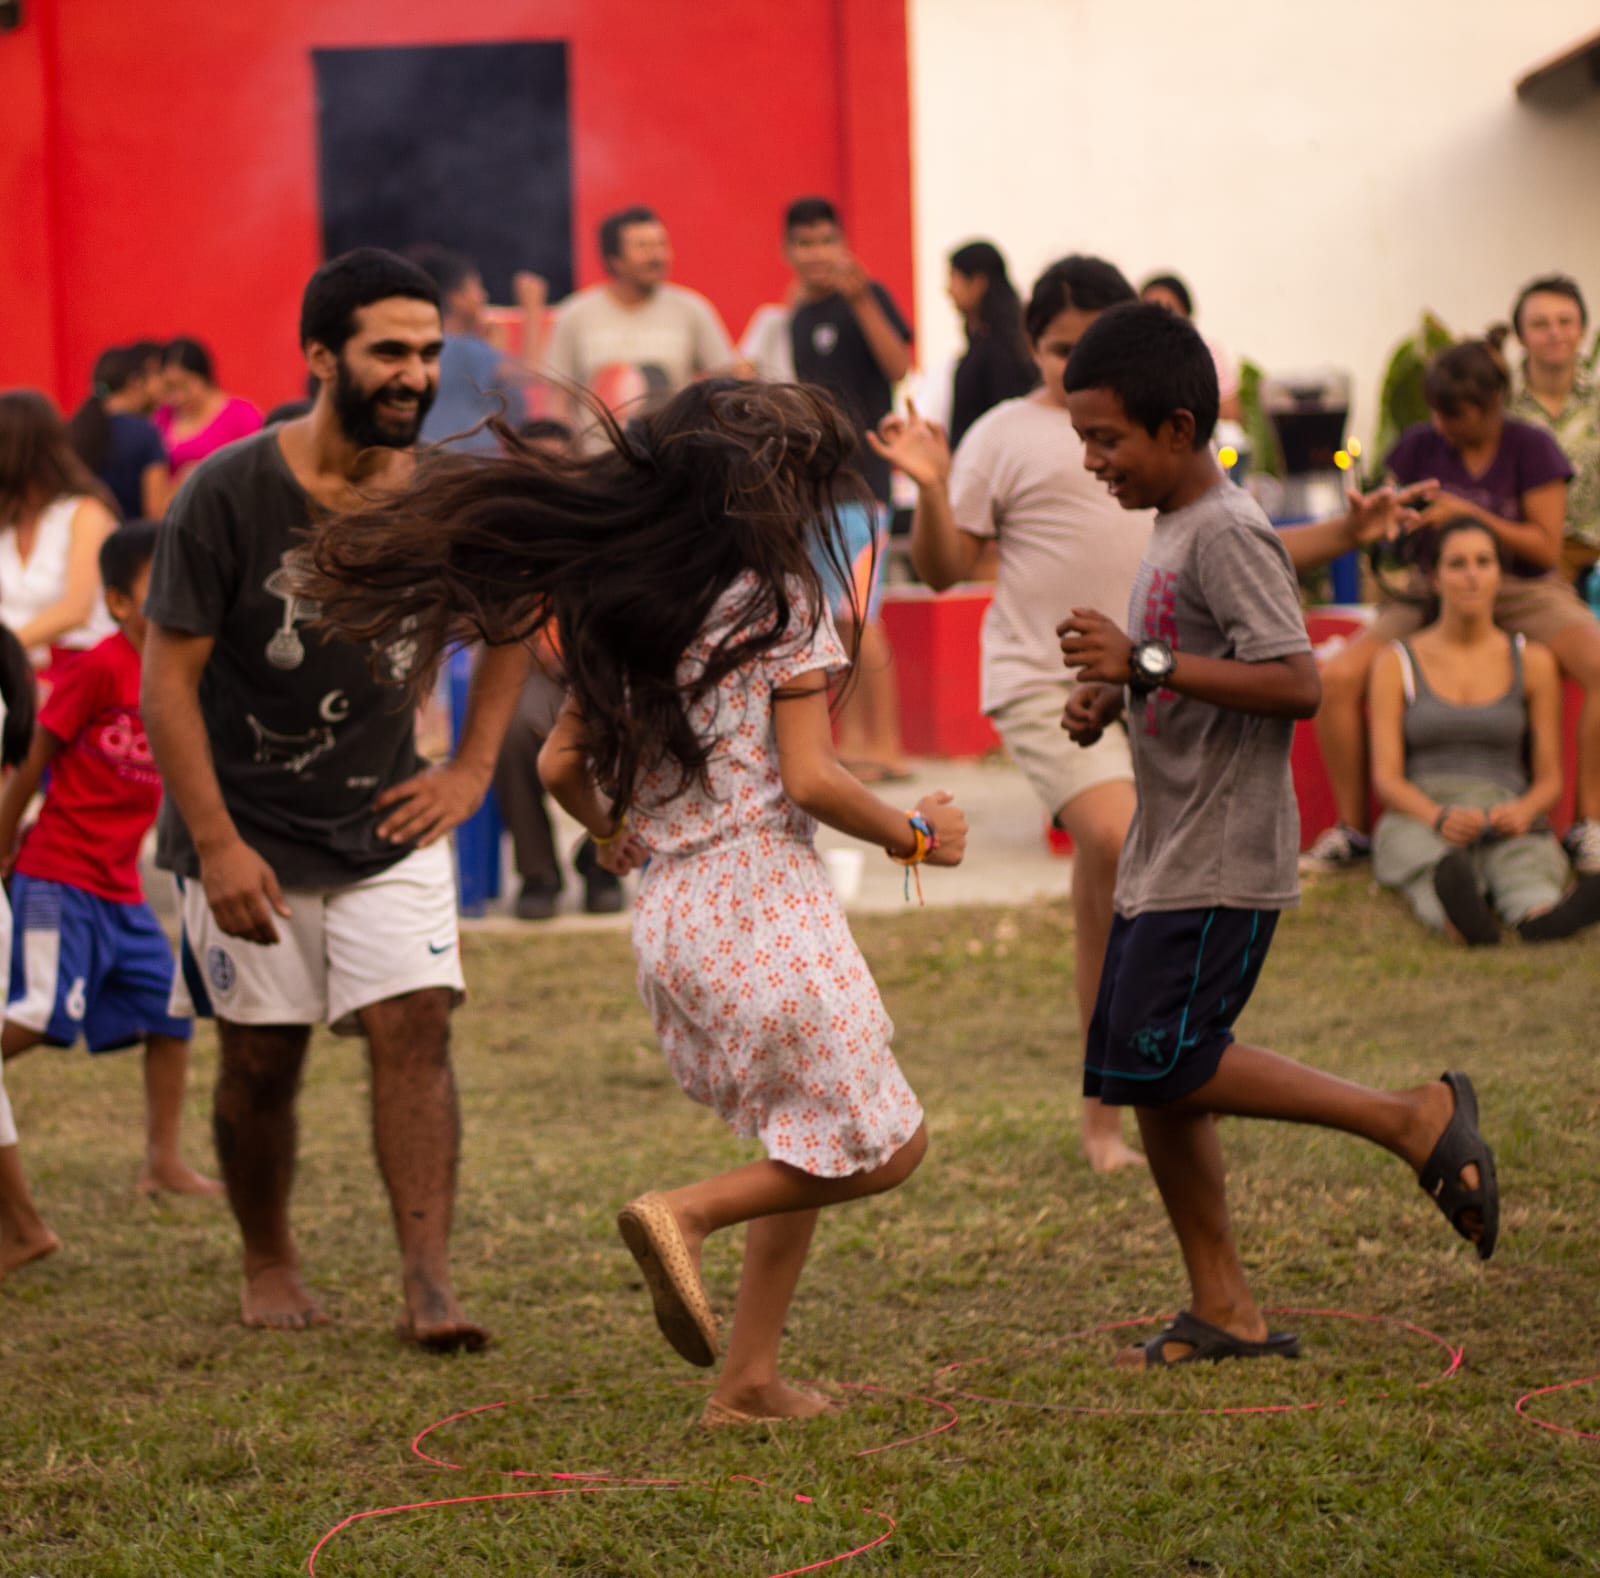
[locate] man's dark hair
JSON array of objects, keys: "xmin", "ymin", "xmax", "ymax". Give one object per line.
[
  {"xmin": 784, "ymin": 196, "xmax": 840, "ymax": 237},
  {"xmin": 1511, "ymin": 273, "xmax": 1588, "ymax": 336},
  {"xmin": 598, "ymin": 206, "xmax": 659, "ymax": 263},
  {"xmin": 1023, "ymin": 256, "xmax": 1136, "ymax": 342},
  {"xmin": 1063, "ymin": 301, "xmax": 1220, "ymax": 448},
  {"xmin": 1140, "ymin": 272, "xmax": 1195, "ymax": 317},
  {"xmin": 99, "ymin": 519, "xmax": 161, "ymax": 598},
  {"xmin": 403, "ymin": 242, "xmax": 479, "ymax": 300},
  {"xmin": 299, "ymin": 248, "xmax": 441, "ymax": 355},
  {"xmin": 126, "ymin": 339, "xmax": 164, "ymax": 367}
]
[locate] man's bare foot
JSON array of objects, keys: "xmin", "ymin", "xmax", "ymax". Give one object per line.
[
  {"xmin": 703, "ymin": 1378, "xmax": 841, "ymax": 1424},
  {"xmin": 137, "ymin": 1159, "xmax": 225, "ymax": 1197},
  {"xmin": 240, "ymin": 1262, "xmax": 330, "ymax": 1331},
  {"xmin": 399, "ymin": 1277, "xmax": 490, "ymax": 1354},
  {"xmin": 0, "ymin": 1227, "xmax": 61, "ymax": 1284},
  {"xmin": 1083, "ymin": 1132, "xmax": 1147, "ymax": 1174}
]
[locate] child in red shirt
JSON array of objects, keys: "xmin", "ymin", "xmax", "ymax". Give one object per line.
[{"xmin": 0, "ymin": 522, "xmax": 218, "ymax": 1197}]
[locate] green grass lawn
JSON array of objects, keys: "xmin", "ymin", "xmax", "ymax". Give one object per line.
[{"xmin": 4, "ymin": 884, "xmax": 1599, "ymax": 1575}]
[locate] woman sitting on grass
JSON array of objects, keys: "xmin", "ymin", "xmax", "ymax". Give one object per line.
[
  {"xmin": 298, "ymin": 379, "xmax": 966, "ymax": 1427},
  {"xmin": 1371, "ymin": 517, "xmax": 1600, "ymax": 944}
]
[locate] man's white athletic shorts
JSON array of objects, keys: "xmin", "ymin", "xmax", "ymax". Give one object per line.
[{"xmin": 172, "ymin": 841, "xmax": 464, "ymax": 1033}]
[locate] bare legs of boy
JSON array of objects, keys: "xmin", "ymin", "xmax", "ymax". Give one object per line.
[
  {"xmin": 1057, "ymin": 781, "xmax": 1144, "ymax": 1173},
  {"xmin": 0, "ymin": 1142, "xmax": 59, "ymax": 1283},
  {"xmin": 2, "ymin": 1024, "xmax": 218, "ymax": 1197},
  {"xmin": 214, "ymin": 989, "xmax": 487, "ymax": 1350},
  {"xmin": 1116, "ymin": 1047, "xmax": 1481, "ymax": 1369},
  {"xmin": 619, "ymin": 1123, "xmax": 928, "ymax": 1422},
  {"xmin": 137, "ymin": 1034, "xmax": 222, "ymax": 1196}
]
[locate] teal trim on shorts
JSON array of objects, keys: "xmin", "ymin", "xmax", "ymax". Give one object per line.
[{"xmin": 1084, "ymin": 907, "xmax": 1217, "ymax": 1083}]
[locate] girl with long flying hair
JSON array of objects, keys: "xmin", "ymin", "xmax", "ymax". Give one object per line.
[{"xmin": 299, "ymin": 378, "xmax": 966, "ymax": 1426}]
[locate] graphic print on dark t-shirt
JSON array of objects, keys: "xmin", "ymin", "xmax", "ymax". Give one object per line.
[{"xmin": 144, "ymin": 432, "xmax": 426, "ymax": 887}]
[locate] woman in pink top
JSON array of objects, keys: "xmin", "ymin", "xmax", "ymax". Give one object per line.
[{"xmin": 154, "ymin": 338, "xmax": 262, "ymax": 494}]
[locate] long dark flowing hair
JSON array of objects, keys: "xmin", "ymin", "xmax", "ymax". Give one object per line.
[
  {"xmin": 949, "ymin": 240, "xmax": 1032, "ymax": 365},
  {"xmin": 0, "ymin": 390, "xmax": 109, "ymax": 525},
  {"xmin": 298, "ymin": 379, "xmax": 869, "ymax": 813}
]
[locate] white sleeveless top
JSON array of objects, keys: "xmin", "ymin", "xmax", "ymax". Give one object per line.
[{"xmin": 0, "ymin": 495, "xmax": 116, "ymax": 660}]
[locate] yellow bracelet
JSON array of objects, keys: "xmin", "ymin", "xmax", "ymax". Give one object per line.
[
  {"xmin": 590, "ymin": 819, "xmax": 628, "ymax": 847},
  {"xmin": 886, "ymin": 814, "xmax": 934, "ymax": 866}
]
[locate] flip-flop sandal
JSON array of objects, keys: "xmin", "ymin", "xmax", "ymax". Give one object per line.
[
  {"xmin": 841, "ymin": 760, "xmax": 913, "ymax": 785},
  {"xmin": 699, "ymin": 1390, "xmax": 843, "ymax": 1430},
  {"xmin": 1417, "ymin": 1071, "xmax": 1499, "ymax": 1260},
  {"xmin": 1432, "ymin": 852, "xmax": 1501, "ymax": 946},
  {"xmin": 1140, "ymin": 1309, "xmax": 1301, "ymax": 1367},
  {"xmin": 617, "ymin": 1194, "xmax": 720, "ymax": 1368}
]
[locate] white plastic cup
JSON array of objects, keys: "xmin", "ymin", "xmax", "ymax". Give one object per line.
[{"xmin": 822, "ymin": 847, "xmax": 865, "ymax": 903}]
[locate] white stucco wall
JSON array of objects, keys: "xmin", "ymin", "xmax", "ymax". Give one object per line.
[{"xmin": 908, "ymin": 1, "xmax": 1600, "ymax": 442}]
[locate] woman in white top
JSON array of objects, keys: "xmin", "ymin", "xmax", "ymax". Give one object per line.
[{"xmin": 0, "ymin": 391, "xmax": 118, "ymax": 670}]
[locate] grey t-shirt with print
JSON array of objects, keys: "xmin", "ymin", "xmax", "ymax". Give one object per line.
[
  {"xmin": 1114, "ymin": 483, "xmax": 1311, "ymax": 916},
  {"xmin": 145, "ymin": 430, "xmax": 425, "ymax": 888}
]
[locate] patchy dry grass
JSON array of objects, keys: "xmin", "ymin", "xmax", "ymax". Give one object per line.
[{"xmin": 3, "ymin": 883, "xmax": 1599, "ymax": 1575}]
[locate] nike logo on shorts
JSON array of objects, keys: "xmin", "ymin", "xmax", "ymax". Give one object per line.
[{"xmin": 428, "ymin": 941, "xmax": 454, "ymax": 955}]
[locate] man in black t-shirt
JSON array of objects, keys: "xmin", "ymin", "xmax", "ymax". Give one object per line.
[
  {"xmin": 782, "ymin": 196, "xmax": 914, "ymax": 781},
  {"xmin": 143, "ymin": 249, "xmax": 530, "ymax": 1352}
]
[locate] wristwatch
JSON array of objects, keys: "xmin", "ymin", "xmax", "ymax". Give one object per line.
[{"xmin": 1128, "ymin": 638, "xmax": 1175, "ymax": 694}]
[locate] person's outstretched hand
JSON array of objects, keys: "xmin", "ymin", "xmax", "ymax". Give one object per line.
[{"xmin": 868, "ymin": 401, "xmax": 951, "ymax": 490}]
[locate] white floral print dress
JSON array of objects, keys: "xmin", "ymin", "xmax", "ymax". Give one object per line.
[{"xmin": 630, "ymin": 575, "xmax": 923, "ymax": 1178}]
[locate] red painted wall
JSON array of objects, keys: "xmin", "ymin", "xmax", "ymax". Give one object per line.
[{"xmin": 0, "ymin": 0, "xmax": 914, "ymax": 411}]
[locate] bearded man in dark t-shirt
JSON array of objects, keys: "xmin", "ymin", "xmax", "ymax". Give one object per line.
[{"xmin": 142, "ymin": 248, "xmax": 531, "ymax": 1350}]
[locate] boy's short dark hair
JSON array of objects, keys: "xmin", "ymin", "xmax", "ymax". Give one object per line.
[
  {"xmin": 598, "ymin": 206, "xmax": 659, "ymax": 262},
  {"xmin": 1023, "ymin": 256, "xmax": 1135, "ymax": 342},
  {"xmin": 299, "ymin": 248, "xmax": 441, "ymax": 355},
  {"xmin": 99, "ymin": 520, "xmax": 161, "ymax": 598},
  {"xmin": 784, "ymin": 196, "xmax": 840, "ymax": 236},
  {"xmin": 1063, "ymin": 301, "xmax": 1220, "ymax": 448},
  {"xmin": 403, "ymin": 242, "xmax": 479, "ymax": 299}
]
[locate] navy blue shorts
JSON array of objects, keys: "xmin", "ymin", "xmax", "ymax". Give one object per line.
[
  {"xmin": 1083, "ymin": 906, "xmax": 1278, "ymax": 1107},
  {"xmin": 8, "ymin": 875, "xmax": 192, "ymax": 1053}
]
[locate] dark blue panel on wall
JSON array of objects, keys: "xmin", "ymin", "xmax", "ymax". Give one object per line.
[{"xmin": 313, "ymin": 41, "xmax": 572, "ymax": 301}]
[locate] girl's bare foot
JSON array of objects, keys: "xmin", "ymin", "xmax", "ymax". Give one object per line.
[
  {"xmin": 137, "ymin": 1159, "xmax": 225, "ymax": 1197},
  {"xmin": 0, "ymin": 1226, "xmax": 61, "ymax": 1284},
  {"xmin": 703, "ymin": 1378, "xmax": 842, "ymax": 1424},
  {"xmin": 240, "ymin": 1261, "xmax": 330, "ymax": 1331}
]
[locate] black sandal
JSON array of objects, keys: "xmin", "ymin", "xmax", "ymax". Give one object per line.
[
  {"xmin": 1417, "ymin": 1071, "xmax": 1499, "ymax": 1261},
  {"xmin": 1139, "ymin": 1309, "xmax": 1301, "ymax": 1367}
]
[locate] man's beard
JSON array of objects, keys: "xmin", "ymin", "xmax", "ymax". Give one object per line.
[{"xmin": 333, "ymin": 358, "xmax": 434, "ymax": 449}]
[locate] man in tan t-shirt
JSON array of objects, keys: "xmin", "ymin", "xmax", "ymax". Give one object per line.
[{"xmin": 544, "ymin": 206, "xmax": 742, "ymax": 440}]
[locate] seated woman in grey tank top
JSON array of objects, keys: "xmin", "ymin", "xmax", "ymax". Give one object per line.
[{"xmin": 1368, "ymin": 517, "xmax": 1600, "ymax": 944}]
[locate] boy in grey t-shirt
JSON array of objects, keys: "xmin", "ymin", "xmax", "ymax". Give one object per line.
[{"xmin": 1054, "ymin": 303, "xmax": 1499, "ymax": 1368}]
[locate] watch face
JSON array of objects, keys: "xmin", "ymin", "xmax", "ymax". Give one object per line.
[{"xmin": 1135, "ymin": 642, "xmax": 1172, "ymax": 683}]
